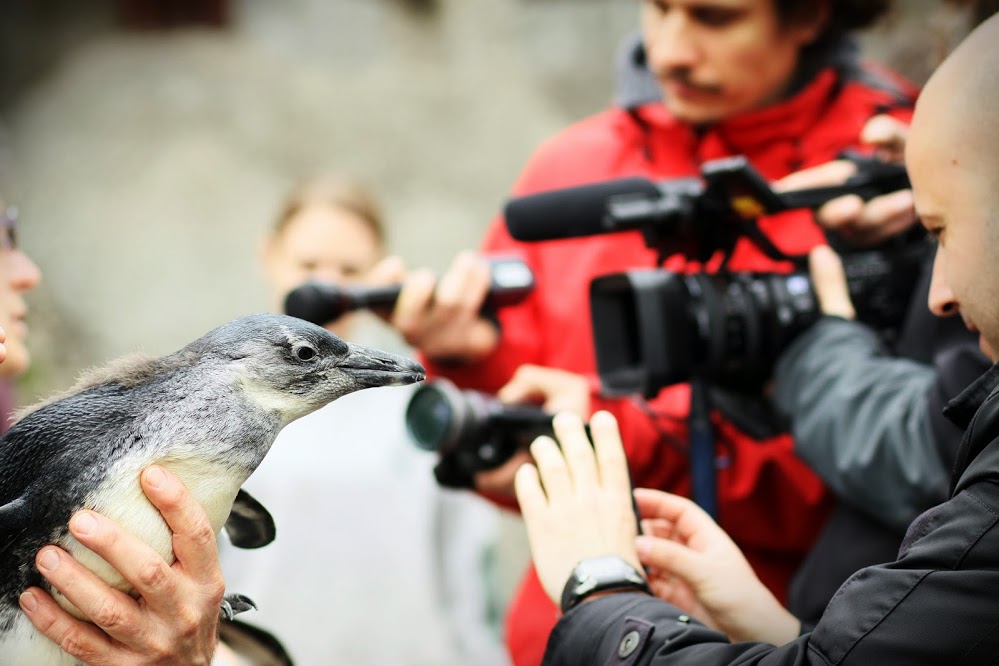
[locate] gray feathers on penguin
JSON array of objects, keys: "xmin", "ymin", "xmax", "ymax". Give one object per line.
[{"xmin": 0, "ymin": 313, "xmax": 425, "ymax": 663}]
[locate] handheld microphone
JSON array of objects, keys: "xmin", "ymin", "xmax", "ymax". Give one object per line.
[{"xmin": 284, "ymin": 256, "xmax": 536, "ymax": 327}]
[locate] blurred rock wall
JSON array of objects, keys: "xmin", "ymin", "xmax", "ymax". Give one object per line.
[
  {"xmin": 2, "ymin": 0, "xmax": 637, "ymax": 398},
  {"xmin": 0, "ymin": 0, "xmax": 975, "ymax": 399}
]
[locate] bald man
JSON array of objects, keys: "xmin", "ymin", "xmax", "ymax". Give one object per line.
[{"xmin": 519, "ymin": 13, "xmax": 999, "ymax": 664}]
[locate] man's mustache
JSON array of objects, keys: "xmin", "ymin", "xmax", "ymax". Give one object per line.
[{"xmin": 657, "ymin": 68, "xmax": 724, "ymax": 96}]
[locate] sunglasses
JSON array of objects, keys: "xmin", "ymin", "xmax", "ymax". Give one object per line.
[{"xmin": 1, "ymin": 207, "xmax": 18, "ymax": 251}]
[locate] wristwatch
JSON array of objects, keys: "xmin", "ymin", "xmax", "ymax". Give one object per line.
[{"xmin": 560, "ymin": 555, "xmax": 651, "ymax": 613}]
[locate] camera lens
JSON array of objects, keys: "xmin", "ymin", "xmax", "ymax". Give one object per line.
[{"xmin": 405, "ymin": 383, "xmax": 459, "ymax": 452}]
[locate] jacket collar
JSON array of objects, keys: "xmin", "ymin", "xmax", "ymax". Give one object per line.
[
  {"xmin": 943, "ymin": 361, "xmax": 999, "ymax": 430},
  {"xmin": 613, "ymin": 32, "xmax": 662, "ymax": 110},
  {"xmin": 944, "ymin": 361, "xmax": 999, "ymax": 494}
]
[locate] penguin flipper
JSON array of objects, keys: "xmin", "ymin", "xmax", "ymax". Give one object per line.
[
  {"xmin": 0, "ymin": 496, "xmax": 30, "ymax": 534},
  {"xmin": 219, "ymin": 592, "xmax": 257, "ymax": 620},
  {"xmin": 218, "ymin": 618, "xmax": 295, "ymax": 666},
  {"xmin": 224, "ymin": 488, "xmax": 276, "ymax": 549}
]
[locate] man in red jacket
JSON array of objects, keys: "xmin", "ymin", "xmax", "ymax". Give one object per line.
[{"xmin": 388, "ymin": 2, "xmax": 917, "ymax": 664}]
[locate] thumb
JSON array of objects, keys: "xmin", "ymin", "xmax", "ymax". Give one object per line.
[
  {"xmin": 497, "ymin": 365, "xmax": 548, "ymax": 404},
  {"xmin": 860, "ymin": 114, "xmax": 908, "ymax": 162},
  {"xmin": 809, "ymin": 246, "xmax": 855, "ymax": 320},
  {"xmin": 636, "ymin": 536, "xmax": 708, "ymax": 588},
  {"xmin": 773, "ymin": 160, "xmax": 855, "ymax": 193}
]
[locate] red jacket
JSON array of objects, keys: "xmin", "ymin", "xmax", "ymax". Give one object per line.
[{"xmin": 425, "ymin": 51, "xmax": 917, "ymax": 666}]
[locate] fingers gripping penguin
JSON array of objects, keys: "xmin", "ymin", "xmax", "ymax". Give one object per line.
[{"xmin": 0, "ymin": 313, "xmax": 425, "ymax": 664}]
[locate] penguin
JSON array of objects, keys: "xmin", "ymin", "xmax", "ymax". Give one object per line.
[{"xmin": 0, "ymin": 313, "xmax": 425, "ymax": 664}]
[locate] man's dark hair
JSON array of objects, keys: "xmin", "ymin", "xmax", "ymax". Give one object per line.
[{"xmin": 777, "ymin": 0, "xmax": 893, "ymax": 42}]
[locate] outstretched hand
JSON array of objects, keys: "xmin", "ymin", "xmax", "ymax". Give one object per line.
[
  {"xmin": 515, "ymin": 411, "xmax": 801, "ymax": 645},
  {"xmin": 515, "ymin": 411, "xmax": 643, "ymax": 606},
  {"xmin": 20, "ymin": 466, "xmax": 224, "ymax": 665}
]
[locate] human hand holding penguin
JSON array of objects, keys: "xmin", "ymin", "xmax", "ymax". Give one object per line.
[
  {"xmin": 19, "ymin": 465, "xmax": 226, "ymax": 665},
  {"xmin": 0, "ymin": 313, "xmax": 425, "ymax": 664}
]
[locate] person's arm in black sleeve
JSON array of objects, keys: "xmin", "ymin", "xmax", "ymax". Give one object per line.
[
  {"xmin": 544, "ymin": 593, "xmax": 815, "ymax": 665},
  {"xmin": 772, "ymin": 317, "xmax": 946, "ymax": 532},
  {"xmin": 526, "ymin": 408, "xmax": 999, "ymax": 665},
  {"xmin": 544, "ymin": 476, "xmax": 999, "ymax": 665}
]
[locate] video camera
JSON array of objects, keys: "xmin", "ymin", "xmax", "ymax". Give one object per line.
[
  {"xmin": 505, "ymin": 154, "xmax": 932, "ymax": 397},
  {"xmin": 405, "ymin": 378, "xmax": 557, "ymax": 488}
]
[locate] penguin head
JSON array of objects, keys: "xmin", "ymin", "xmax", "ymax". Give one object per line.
[{"xmin": 196, "ymin": 313, "xmax": 426, "ymax": 422}]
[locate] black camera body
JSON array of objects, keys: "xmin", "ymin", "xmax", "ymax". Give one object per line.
[
  {"xmin": 591, "ymin": 221, "xmax": 931, "ymax": 398},
  {"xmin": 405, "ymin": 378, "xmax": 555, "ymax": 488},
  {"xmin": 592, "ymin": 270, "xmax": 817, "ymax": 397}
]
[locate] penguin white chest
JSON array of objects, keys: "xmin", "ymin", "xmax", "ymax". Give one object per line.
[{"xmin": 59, "ymin": 451, "xmax": 243, "ymax": 617}]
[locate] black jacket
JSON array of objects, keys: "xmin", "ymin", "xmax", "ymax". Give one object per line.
[
  {"xmin": 775, "ymin": 254, "xmax": 988, "ymax": 625},
  {"xmin": 542, "ymin": 362, "xmax": 999, "ymax": 665}
]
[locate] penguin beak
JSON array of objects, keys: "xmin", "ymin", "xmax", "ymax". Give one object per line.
[{"xmin": 338, "ymin": 342, "xmax": 426, "ymax": 388}]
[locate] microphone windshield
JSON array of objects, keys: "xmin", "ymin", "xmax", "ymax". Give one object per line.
[
  {"xmin": 504, "ymin": 177, "xmax": 660, "ymax": 242},
  {"xmin": 284, "ymin": 283, "xmax": 352, "ymax": 326}
]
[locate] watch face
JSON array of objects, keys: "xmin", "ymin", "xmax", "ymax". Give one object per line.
[
  {"xmin": 590, "ymin": 557, "xmax": 631, "ymax": 577},
  {"xmin": 576, "ymin": 574, "xmax": 599, "ymax": 597},
  {"xmin": 562, "ymin": 556, "xmax": 648, "ymax": 612},
  {"xmin": 578, "ymin": 555, "xmax": 643, "ymax": 583}
]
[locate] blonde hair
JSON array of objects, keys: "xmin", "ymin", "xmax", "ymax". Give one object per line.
[{"xmin": 273, "ymin": 175, "xmax": 385, "ymax": 246}]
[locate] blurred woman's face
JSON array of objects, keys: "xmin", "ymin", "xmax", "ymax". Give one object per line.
[
  {"xmin": 263, "ymin": 204, "xmax": 382, "ymax": 331},
  {"xmin": 0, "ymin": 210, "xmax": 42, "ymax": 378}
]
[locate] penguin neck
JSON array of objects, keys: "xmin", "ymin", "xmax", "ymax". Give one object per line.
[{"xmin": 146, "ymin": 369, "xmax": 287, "ymax": 470}]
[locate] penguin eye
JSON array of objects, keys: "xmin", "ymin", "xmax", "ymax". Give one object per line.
[{"xmin": 293, "ymin": 344, "xmax": 317, "ymax": 362}]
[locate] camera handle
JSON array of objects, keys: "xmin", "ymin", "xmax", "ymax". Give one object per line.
[
  {"xmin": 699, "ymin": 153, "xmax": 912, "ymax": 270},
  {"xmin": 688, "ymin": 377, "xmax": 719, "ymax": 520}
]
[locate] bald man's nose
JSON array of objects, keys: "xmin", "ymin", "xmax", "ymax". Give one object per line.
[{"xmin": 928, "ymin": 249, "xmax": 958, "ymax": 317}]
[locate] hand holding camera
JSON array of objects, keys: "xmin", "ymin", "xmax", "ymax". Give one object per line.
[
  {"xmin": 391, "ymin": 251, "xmax": 500, "ymax": 364},
  {"xmin": 405, "ymin": 365, "xmax": 593, "ymax": 493},
  {"xmin": 777, "ymin": 115, "xmax": 914, "ymax": 247},
  {"xmin": 284, "ymin": 254, "xmax": 535, "ymax": 365}
]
